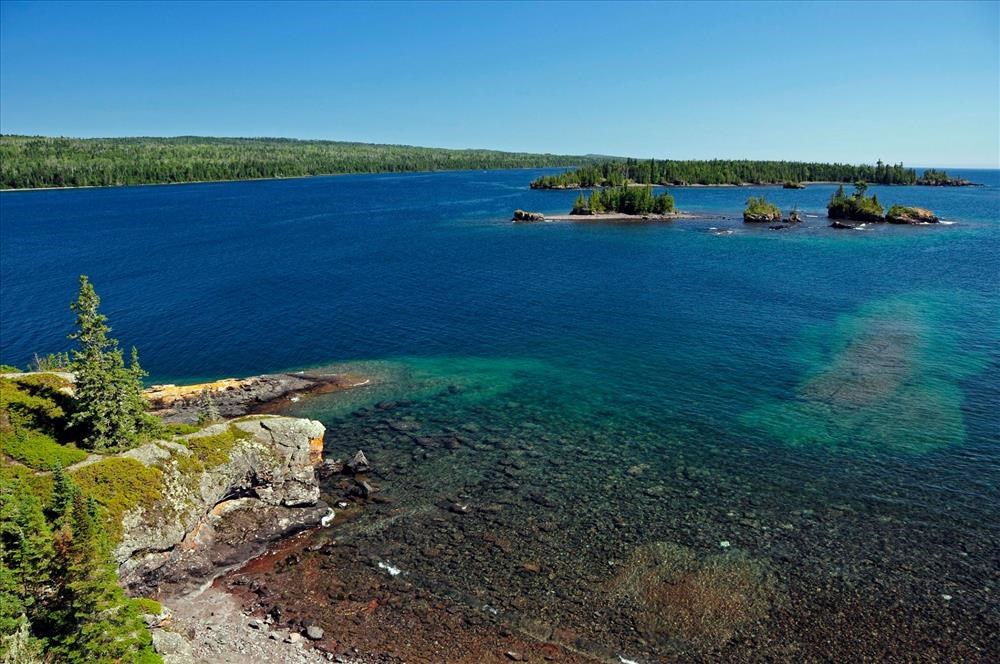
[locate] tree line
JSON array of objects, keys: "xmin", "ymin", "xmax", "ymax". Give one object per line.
[
  {"xmin": 532, "ymin": 158, "xmax": 921, "ymax": 188},
  {"xmin": 0, "ymin": 135, "xmax": 607, "ymax": 189}
]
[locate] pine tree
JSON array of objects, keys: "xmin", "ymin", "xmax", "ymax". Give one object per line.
[{"xmin": 68, "ymin": 276, "xmax": 149, "ymax": 451}]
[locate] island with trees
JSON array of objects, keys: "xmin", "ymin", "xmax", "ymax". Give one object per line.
[
  {"xmin": 916, "ymin": 169, "xmax": 976, "ymax": 186},
  {"xmin": 531, "ymin": 158, "xmax": 924, "ymax": 188},
  {"xmin": 827, "ymin": 182, "xmax": 940, "ymax": 227},
  {"xmin": 531, "ymin": 159, "xmax": 983, "ymax": 190},
  {"xmin": 0, "ymin": 135, "xmax": 610, "ymax": 190},
  {"xmin": 571, "ymin": 185, "xmax": 675, "ymax": 216},
  {"xmin": 743, "ymin": 196, "xmax": 783, "ymax": 223}
]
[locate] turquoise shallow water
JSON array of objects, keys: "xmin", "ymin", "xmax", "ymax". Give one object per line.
[{"xmin": 2, "ymin": 169, "xmax": 999, "ymax": 658}]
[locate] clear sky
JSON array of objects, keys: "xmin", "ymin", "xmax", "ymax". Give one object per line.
[{"xmin": 1, "ymin": 0, "xmax": 998, "ymax": 167}]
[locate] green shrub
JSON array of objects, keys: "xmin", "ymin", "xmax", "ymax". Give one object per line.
[
  {"xmin": 0, "ymin": 428, "xmax": 87, "ymax": 470},
  {"xmin": 0, "ymin": 462, "xmax": 54, "ymax": 504},
  {"xmin": 0, "ymin": 364, "xmax": 20, "ymax": 373},
  {"xmin": 71, "ymin": 457, "xmax": 163, "ymax": 542},
  {"xmin": 132, "ymin": 597, "xmax": 163, "ymax": 616}
]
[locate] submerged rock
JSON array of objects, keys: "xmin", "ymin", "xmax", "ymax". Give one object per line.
[{"xmin": 345, "ymin": 449, "xmax": 371, "ymax": 474}]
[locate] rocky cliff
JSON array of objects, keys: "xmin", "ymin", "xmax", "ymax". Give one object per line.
[{"xmin": 115, "ymin": 415, "xmax": 328, "ymax": 596}]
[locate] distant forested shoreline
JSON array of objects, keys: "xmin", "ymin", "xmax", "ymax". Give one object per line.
[
  {"xmin": 530, "ymin": 159, "xmax": 947, "ymax": 189},
  {"xmin": 0, "ymin": 135, "xmax": 609, "ymax": 190}
]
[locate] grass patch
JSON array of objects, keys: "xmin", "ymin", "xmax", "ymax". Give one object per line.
[
  {"xmin": 71, "ymin": 457, "xmax": 163, "ymax": 542},
  {"xmin": 164, "ymin": 422, "xmax": 203, "ymax": 437},
  {"xmin": 0, "ymin": 428, "xmax": 87, "ymax": 470},
  {"xmin": 181, "ymin": 425, "xmax": 252, "ymax": 469},
  {"xmin": 0, "ymin": 462, "xmax": 55, "ymax": 504},
  {"xmin": 132, "ymin": 597, "xmax": 163, "ymax": 616}
]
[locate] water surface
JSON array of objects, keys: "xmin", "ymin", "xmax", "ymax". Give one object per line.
[{"xmin": 2, "ymin": 169, "xmax": 998, "ymax": 659}]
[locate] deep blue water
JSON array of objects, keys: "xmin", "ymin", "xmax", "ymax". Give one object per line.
[{"xmin": 2, "ymin": 168, "xmax": 999, "ymax": 658}]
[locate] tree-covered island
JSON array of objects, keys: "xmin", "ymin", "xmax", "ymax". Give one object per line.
[
  {"xmin": 571, "ymin": 185, "xmax": 675, "ymax": 216},
  {"xmin": 532, "ymin": 159, "xmax": 976, "ymax": 189},
  {"xmin": 827, "ymin": 182, "xmax": 941, "ymax": 226}
]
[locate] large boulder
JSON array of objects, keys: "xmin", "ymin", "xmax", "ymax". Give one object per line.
[
  {"xmin": 885, "ymin": 206, "xmax": 939, "ymax": 224},
  {"xmin": 116, "ymin": 415, "xmax": 327, "ymax": 595}
]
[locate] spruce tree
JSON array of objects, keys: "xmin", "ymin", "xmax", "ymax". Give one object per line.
[
  {"xmin": 68, "ymin": 276, "xmax": 149, "ymax": 451},
  {"xmin": 54, "ymin": 494, "xmax": 156, "ymax": 663}
]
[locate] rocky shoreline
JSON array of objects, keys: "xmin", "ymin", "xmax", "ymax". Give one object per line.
[{"xmin": 147, "ymin": 371, "xmax": 370, "ymax": 424}]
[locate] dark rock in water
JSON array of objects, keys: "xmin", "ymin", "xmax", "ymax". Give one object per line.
[
  {"xmin": 375, "ymin": 400, "xmax": 397, "ymax": 410},
  {"xmin": 829, "ymin": 219, "xmax": 857, "ymax": 229},
  {"xmin": 769, "ymin": 224, "xmax": 790, "ymax": 230},
  {"xmin": 345, "ymin": 450, "xmax": 370, "ymax": 474},
  {"xmin": 350, "ymin": 478, "xmax": 377, "ymax": 499},
  {"xmin": 788, "ymin": 209, "xmax": 802, "ymax": 223},
  {"xmin": 304, "ymin": 625, "xmax": 324, "ymax": 640},
  {"xmin": 317, "ymin": 458, "xmax": 344, "ymax": 479},
  {"xmin": 886, "ymin": 206, "xmax": 939, "ymax": 224},
  {"xmin": 512, "ymin": 209, "xmax": 545, "ymax": 223}
]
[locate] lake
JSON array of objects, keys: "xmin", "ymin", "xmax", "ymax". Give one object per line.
[{"xmin": 2, "ymin": 169, "xmax": 998, "ymax": 660}]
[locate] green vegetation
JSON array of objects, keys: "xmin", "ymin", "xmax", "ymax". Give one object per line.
[
  {"xmin": 29, "ymin": 352, "xmax": 71, "ymax": 373},
  {"xmin": 69, "ymin": 276, "xmax": 158, "ymax": 451},
  {"xmin": 571, "ymin": 185, "xmax": 675, "ymax": 216},
  {"xmin": 0, "ymin": 477, "xmax": 161, "ymax": 662},
  {"xmin": 827, "ymin": 182, "xmax": 885, "ymax": 222},
  {"xmin": 180, "ymin": 425, "xmax": 251, "ymax": 470},
  {"xmin": 0, "ymin": 135, "xmax": 608, "ymax": 189},
  {"xmin": 887, "ymin": 205, "xmax": 917, "ymax": 218},
  {"xmin": 71, "ymin": 458, "xmax": 163, "ymax": 542},
  {"xmin": 916, "ymin": 168, "xmax": 973, "ymax": 186},
  {"xmin": 0, "ymin": 376, "xmax": 87, "ymax": 471},
  {"xmin": 743, "ymin": 196, "xmax": 782, "ymax": 222},
  {"xmin": 533, "ymin": 158, "xmax": 918, "ymax": 188}
]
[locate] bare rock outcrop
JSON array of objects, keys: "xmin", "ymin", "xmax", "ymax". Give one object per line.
[{"xmin": 116, "ymin": 415, "xmax": 328, "ymax": 596}]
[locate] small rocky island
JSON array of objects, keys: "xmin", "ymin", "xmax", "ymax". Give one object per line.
[
  {"xmin": 885, "ymin": 205, "xmax": 939, "ymax": 224},
  {"xmin": 917, "ymin": 169, "xmax": 975, "ymax": 186},
  {"xmin": 512, "ymin": 209, "xmax": 545, "ymax": 223},
  {"xmin": 743, "ymin": 196, "xmax": 802, "ymax": 228},
  {"xmin": 828, "ymin": 182, "xmax": 940, "ymax": 228}
]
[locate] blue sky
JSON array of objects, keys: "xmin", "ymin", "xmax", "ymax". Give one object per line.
[{"xmin": 1, "ymin": 0, "xmax": 997, "ymax": 167}]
